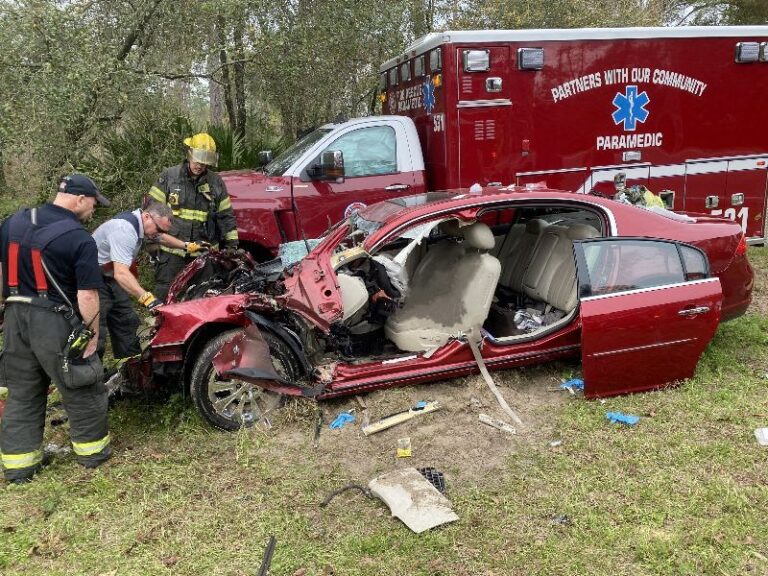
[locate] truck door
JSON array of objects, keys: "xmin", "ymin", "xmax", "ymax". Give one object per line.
[
  {"xmin": 575, "ymin": 238, "xmax": 721, "ymax": 398},
  {"xmin": 294, "ymin": 123, "xmax": 425, "ymax": 238},
  {"xmin": 456, "ymin": 46, "xmax": 513, "ymax": 188}
]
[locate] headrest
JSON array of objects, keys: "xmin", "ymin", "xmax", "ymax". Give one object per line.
[
  {"xmin": 566, "ymin": 224, "xmax": 600, "ymax": 240},
  {"xmin": 525, "ymin": 218, "xmax": 549, "ymax": 234},
  {"xmin": 462, "ymin": 222, "xmax": 495, "ymax": 250}
]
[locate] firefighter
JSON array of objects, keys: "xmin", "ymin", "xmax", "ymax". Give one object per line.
[
  {"xmin": 0, "ymin": 174, "xmax": 111, "ymax": 483},
  {"xmin": 91, "ymin": 202, "xmax": 192, "ymax": 361},
  {"xmin": 146, "ymin": 132, "xmax": 239, "ymax": 301}
]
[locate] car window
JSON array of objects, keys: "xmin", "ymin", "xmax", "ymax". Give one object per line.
[
  {"xmin": 578, "ymin": 239, "xmax": 708, "ymax": 297},
  {"xmin": 325, "ymin": 126, "xmax": 397, "ymax": 178}
]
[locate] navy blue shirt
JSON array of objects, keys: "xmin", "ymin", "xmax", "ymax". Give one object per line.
[{"xmin": 0, "ymin": 203, "xmax": 103, "ymax": 306}]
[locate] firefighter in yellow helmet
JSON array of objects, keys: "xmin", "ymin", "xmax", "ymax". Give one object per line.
[{"xmin": 145, "ymin": 133, "xmax": 239, "ymax": 301}]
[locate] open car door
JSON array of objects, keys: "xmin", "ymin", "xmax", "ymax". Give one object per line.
[{"xmin": 575, "ymin": 238, "xmax": 722, "ymax": 398}]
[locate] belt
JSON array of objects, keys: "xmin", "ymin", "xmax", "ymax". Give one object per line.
[{"xmin": 5, "ymin": 295, "xmax": 74, "ymax": 316}]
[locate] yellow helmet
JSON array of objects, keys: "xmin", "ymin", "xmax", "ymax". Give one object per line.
[{"xmin": 183, "ymin": 132, "xmax": 218, "ymax": 167}]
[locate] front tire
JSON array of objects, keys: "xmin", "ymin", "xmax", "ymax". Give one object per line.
[{"xmin": 189, "ymin": 328, "xmax": 299, "ymax": 431}]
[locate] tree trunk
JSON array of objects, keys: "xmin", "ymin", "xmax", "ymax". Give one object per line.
[
  {"xmin": 216, "ymin": 15, "xmax": 237, "ymax": 131},
  {"xmin": 232, "ymin": 19, "xmax": 247, "ymax": 140}
]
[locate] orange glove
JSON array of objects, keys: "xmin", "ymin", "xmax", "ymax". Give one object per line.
[{"xmin": 139, "ymin": 292, "xmax": 161, "ymax": 310}]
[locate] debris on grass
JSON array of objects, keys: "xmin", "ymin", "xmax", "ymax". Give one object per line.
[
  {"xmin": 478, "ymin": 413, "xmax": 516, "ymax": 434},
  {"xmin": 368, "ymin": 467, "xmax": 459, "ymax": 533},
  {"xmin": 396, "ymin": 437, "xmax": 412, "ymax": 458},
  {"xmin": 606, "ymin": 411, "xmax": 640, "ymax": 426},
  {"xmin": 754, "ymin": 428, "xmax": 768, "ymax": 446},
  {"xmin": 418, "ymin": 467, "xmax": 446, "ymax": 493},
  {"xmin": 560, "ymin": 378, "xmax": 585, "ymax": 395},
  {"xmin": 328, "ymin": 410, "xmax": 355, "ymax": 430},
  {"xmin": 549, "ymin": 439, "xmax": 563, "ymax": 448},
  {"xmin": 362, "ymin": 400, "xmax": 440, "ymax": 436}
]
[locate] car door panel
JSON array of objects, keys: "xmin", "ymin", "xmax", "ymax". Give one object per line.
[{"xmin": 577, "ymin": 238, "xmax": 722, "ymax": 398}]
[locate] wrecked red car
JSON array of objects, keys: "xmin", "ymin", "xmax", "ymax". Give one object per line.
[{"xmin": 135, "ymin": 189, "xmax": 753, "ymax": 430}]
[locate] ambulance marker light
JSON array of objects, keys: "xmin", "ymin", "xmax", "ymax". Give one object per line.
[
  {"xmin": 735, "ymin": 42, "xmax": 760, "ymax": 63},
  {"xmin": 518, "ymin": 48, "xmax": 544, "ymax": 70}
]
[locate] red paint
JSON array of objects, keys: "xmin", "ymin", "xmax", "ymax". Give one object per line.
[{"xmin": 144, "ymin": 189, "xmax": 753, "ymax": 402}]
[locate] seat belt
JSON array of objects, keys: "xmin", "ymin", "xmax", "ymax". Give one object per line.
[{"xmin": 467, "ymin": 337, "xmax": 524, "ymax": 427}]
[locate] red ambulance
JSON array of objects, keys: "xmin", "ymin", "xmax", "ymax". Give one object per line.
[{"xmin": 225, "ymin": 26, "xmax": 768, "ymax": 256}]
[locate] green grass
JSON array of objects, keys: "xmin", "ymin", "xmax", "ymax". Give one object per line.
[{"xmin": 2, "ymin": 250, "xmax": 768, "ymax": 575}]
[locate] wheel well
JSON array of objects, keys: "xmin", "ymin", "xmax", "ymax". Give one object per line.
[
  {"xmin": 240, "ymin": 241, "xmax": 274, "ymax": 263},
  {"xmin": 181, "ymin": 322, "xmax": 243, "ymax": 388}
]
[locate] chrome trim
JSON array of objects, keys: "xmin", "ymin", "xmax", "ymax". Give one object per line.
[
  {"xmin": 591, "ymin": 338, "xmax": 696, "ymax": 358},
  {"xmin": 747, "ymin": 237, "xmax": 766, "ymax": 246},
  {"xmin": 581, "ymin": 277, "xmax": 719, "ymax": 302},
  {"xmin": 457, "ymin": 99, "xmax": 512, "ymax": 108},
  {"xmin": 516, "ymin": 167, "xmax": 587, "ymax": 177},
  {"xmin": 380, "ymin": 27, "xmax": 768, "ymax": 71},
  {"xmin": 678, "ymin": 306, "xmax": 711, "ymax": 316}
]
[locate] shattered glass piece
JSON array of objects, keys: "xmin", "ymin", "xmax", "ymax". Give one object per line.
[{"xmin": 278, "ymin": 239, "xmax": 321, "ymax": 267}]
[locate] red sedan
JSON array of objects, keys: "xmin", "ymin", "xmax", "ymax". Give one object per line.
[{"xmin": 137, "ymin": 189, "xmax": 753, "ymax": 430}]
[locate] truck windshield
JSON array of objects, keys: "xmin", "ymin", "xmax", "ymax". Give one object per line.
[{"xmin": 264, "ymin": 128, "xmax": 332, "ymax": 176}]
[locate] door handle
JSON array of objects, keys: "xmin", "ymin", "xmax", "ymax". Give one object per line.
[
  {"xmin": 678, "ymin": 306, "xmax": 711, "ymax": 317},
  {"xmin": 385, "ymin": 184, "xmax": 410, "ymax": 191}
]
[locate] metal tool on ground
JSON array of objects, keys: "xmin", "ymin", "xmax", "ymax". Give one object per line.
[
  {"xmin": 479, "ymin": 413, "xmax": 516, "ymax": 434},
  {"xmin": 362, "ymin": 401, "xmax": 440, "ymax": 436},
  {"xmin": 468, "ymin": 339, "xmax": 524, "ymax": 427},
  {"xmin": 257, "ymin": 535, "xmax": 276, "ymax": 576}
]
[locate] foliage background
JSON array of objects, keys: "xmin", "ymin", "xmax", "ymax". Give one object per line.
[{"xmin": 0, "ymin": 0, "xmax": 766, "ymax": 214}]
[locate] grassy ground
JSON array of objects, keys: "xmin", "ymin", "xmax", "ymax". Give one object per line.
[{"xmin": 1, "ymin": 250, "xmax": 767, "ymax": 575}]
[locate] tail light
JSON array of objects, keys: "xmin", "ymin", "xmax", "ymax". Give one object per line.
[{"xmin": 735, "ymin": 233, "xmax": 747, "ymax": 257}]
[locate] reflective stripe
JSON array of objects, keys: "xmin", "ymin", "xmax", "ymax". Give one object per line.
[
  {"xmin": 148, "ymin": 187, "xmax": 166, "ymax": 203},
  {"xmin": 72, "ymin": 434, "xmax": 111, "ymax": 457},
  {"xmin": 1, "ymin": 449, "xmax": 42, "ymax": 470},
  {"xmin": 173, "ymin": 208, "xmax": 208, "ymax": 222},
  {"xmin": 160, "ymin": 246, "xmax": 187, "ymax": 257},
  {"xmin": 224, "ymin": 229, "xmax": 239, "ymax": 241},
  {"xmin": 218, "ymin": 197, "xmax": 232, "ymax": 211}
]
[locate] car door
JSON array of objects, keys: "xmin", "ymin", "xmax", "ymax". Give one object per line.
[{"xmin": 575, "ymin": 238, "xmax": 722, "ymax": 398}]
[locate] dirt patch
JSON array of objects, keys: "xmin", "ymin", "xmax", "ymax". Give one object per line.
[{"xmin": 267, "ymin": 360, "xmax": 578, "ymax": 488}]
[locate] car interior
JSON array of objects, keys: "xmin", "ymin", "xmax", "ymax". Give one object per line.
[{"xmin": 332, "ymin": 204, "xmax": 604, "ymax": 359}]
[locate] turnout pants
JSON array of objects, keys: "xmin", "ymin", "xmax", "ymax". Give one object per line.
[
  {"xmin": 0, "ymin": 302, "xmax": 111, "ymax": 481},
  {"xmin": 154, "ymin": 252, "xmax": 193, "ymax": 302},
  {"xmin": 97, "ymin": 278, "xmax": 141, "ymax": 360}
]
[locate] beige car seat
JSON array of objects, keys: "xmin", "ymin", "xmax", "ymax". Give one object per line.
[
  {"xmin": 385, "ymin": 222, "xmax": 502, "ymax": 352},
  {"xmin": 497, "ymin": 218, "xmax": 550, "ymax": 293},
  {"xmin": 522, "ymin": 223, "xmax": 599, "ymax": 312}
]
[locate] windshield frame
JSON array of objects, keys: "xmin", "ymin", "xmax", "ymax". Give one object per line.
[{"xmin": 264, "ymin": 128, "xmax": 332, "ymax": 177}]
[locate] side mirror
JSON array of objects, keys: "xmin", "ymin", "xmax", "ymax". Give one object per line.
[
  {"xmin": 311, "ymin": 150, "xmax": 345, "ymax": 182},
  {"xmin": 259, "ymin": 150, "xmax": 273, "ymax": 167}
]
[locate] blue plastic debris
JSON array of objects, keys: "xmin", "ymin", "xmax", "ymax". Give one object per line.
[
  {"xmin": 329, "ymin": 411, "xmax": 355, "ymax": 430},
  {"xmin": 414, "ymin": 401, "xmax": 428, "ymax": 409},
  {"xmin": 606, "ymin": 411, "xmax": 640, "ymax": 426},
  {"xmin": 560, "ymin": 378, "xmax": 585, "ymax": 392}
]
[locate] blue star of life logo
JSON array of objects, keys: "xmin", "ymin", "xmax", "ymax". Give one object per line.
[
  {"xmin": 612, "ymin": 85, "xmax": 650, "ymax": 131},
  {"xmin": 422, "ymin": 78, "xmax": 436, "ymax": 114}
]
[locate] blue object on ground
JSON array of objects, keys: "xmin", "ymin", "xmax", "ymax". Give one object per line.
[
  {"xmin": 606, "ymin": 411, "xmax": 640, "ymax": 426},
  {"xmin": 329, "ymin": 411, "xmax": 356, "ymax": 430},
  {"xmin": 560, "ymin": 378, "xmax": 585, "ymax": 391},
  {"xmin": 414, "ymin": 401, "xmax": 428, "ymax": 409}
]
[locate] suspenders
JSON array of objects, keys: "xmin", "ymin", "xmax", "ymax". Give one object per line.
[{"xmin": 6, "ymin": 208, "xmax": 82, "ymax": 299}]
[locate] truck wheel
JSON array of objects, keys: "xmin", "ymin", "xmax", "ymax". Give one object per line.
[{"xmin": 189, "ymin": 328, "xmax": 299, "ymax": 431}]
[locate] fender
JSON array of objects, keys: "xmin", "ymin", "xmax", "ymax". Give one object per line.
[{"xmin": 244, "ymin": 310, "xmax": 314, "ymax": 376}]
